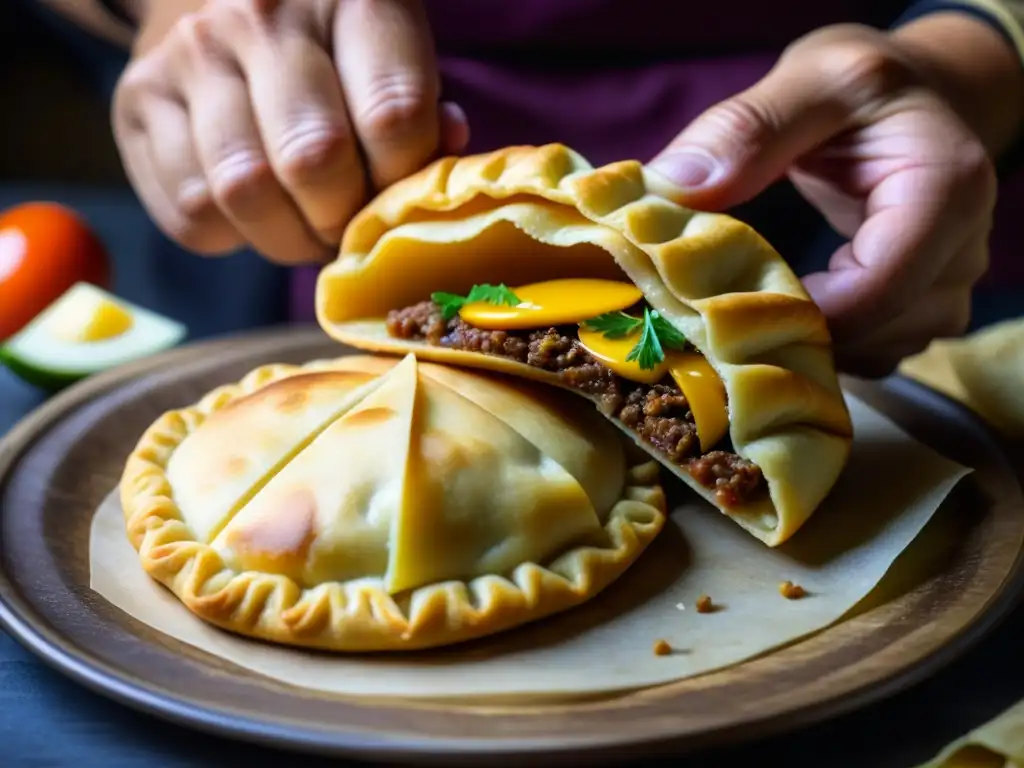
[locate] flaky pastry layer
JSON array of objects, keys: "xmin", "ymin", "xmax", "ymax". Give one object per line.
[
  {"xmin": 119, "ymin": 356, "xmax": 666, "ymax": 652},
  {"xmin": 315, "ymin": 144, "xmax": 853, "ymax": 546}
]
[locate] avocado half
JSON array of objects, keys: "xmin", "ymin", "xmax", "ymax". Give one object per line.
[{"xmin": 0, "ymin": 282, "xmax": 187, "ymax": 392}]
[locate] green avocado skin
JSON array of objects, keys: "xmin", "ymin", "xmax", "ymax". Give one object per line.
[{"xmin": 0, "ymin": 346, "xmax": 86, "ymax": 393}]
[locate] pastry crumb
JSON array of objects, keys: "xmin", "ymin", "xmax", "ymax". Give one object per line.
[
  {"xmin": 779, "ymin": 581, "xmax": 807, "ymax": 600},
  {"xmin": 675, "ymin": 602, "xmax": 686, "ymax": 611},
  {"xmin": 695, "ymin": 594, "xmax": 714, "ymax": 613},
  {"xmin": 653, "ymin": 639, "xmax": 672, "ymax": 656}
]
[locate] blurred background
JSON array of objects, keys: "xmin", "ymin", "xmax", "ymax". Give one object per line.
[
  {"xmin": 0, "ymin": 1, "xmax": 126, "ymax": 185},
  {"xmin": 0, "ymin": 0, "xmax": 291, "ymax": 348},
  {"xmin": 2, "ymin": 0, "xmax": 1021, "ymax": 336}
]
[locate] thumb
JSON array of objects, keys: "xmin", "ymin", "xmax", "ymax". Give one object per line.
[{"xmin": 647, "ymin": 35, "xmax": 887, "ymax": 211}]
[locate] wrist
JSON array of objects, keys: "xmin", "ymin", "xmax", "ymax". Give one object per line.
[{"xmin": 890, "ymin": 11, "xmax": 1024, "ymax": 158}]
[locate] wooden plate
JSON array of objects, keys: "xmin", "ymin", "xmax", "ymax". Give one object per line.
[{"xmin": 1, "ymin": 326, "xmax": 1023, "ymax": 766}]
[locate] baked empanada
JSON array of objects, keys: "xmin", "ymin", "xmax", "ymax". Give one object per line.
[
  {"xmin": 315, "ymin": 144, "xmax": 853, "ymax": 546},
  {"xmin": 120, "ymin": 353, "xmax": 666, "ymax": 651}
]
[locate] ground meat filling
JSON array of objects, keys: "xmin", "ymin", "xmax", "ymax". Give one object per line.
[{"xmin": 386, "ymin": 300, "xmax": 765, "ymax": 506}]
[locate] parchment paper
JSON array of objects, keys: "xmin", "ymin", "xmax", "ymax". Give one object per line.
[{"xmin": 90, "ymin": 393, "xmax": 970, "ymax": 700}]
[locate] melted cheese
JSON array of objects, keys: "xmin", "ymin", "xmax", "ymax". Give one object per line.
[
  {"xmin": 667, "ymin": 353, "xmax": 729, "ymax": 452},
  {"xmin": 459, "ymin": 279, "xmax": 642, "ymax": 330},
  {"xmin": 576, "ymin": 326, "xmax": 668, "ymax": 385},
  {"xmin": 578, "ymin": 326, "xmax": 729, "ymax": 451},
  {"xmin": 454, "ymin": 276, "xmax": 729, "ymax": 451}
]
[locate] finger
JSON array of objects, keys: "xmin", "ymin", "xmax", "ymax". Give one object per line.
[
  {"xmin": 647, "ymin": 30, "xmax": 916, "ymax": 211},
  {"xmin": 231, "ymin": 14, "xmax": 365, "ymax": 245},
  {"xmin": 835, "ymin": 345, "xmax": 924, "ymax": 380},
  {"xmin": 833, "ymin": 279, "xmax": 974, "ymax": 378},
  {"xmin": 802, "ymin": 150, "xmax": 992, "ymax": 341},
  {"xmin": 173, "ymin": 21, "xmax": 333, "ymax": 266},
  {"xmin": 439, "ymin": 101, "xmax": 471, "ymax": 155},
  {"xmin": 113, "ymin": 64, "xmax": 242, "ymax": 255},
  {"xmin": 844, "ymin": 284, "xmax": 972, "ymax": 352},
  {"xmin": 788, "ymin": 165, "xmax": 865, "ymax": 239},
  {"xmin": 935, "ymin": 226, "xmax": 991, "ymax": 289},
  {"xmin": 334, "ymin": 0, "xmax": 441, "ymax": 190}
]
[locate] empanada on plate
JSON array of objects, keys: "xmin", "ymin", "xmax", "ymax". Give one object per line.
[
  {"xmin": 315, "ymin": 144, "xmax": 853, "ymax": 546},
  {"xmin": 120, "ymin": 353, "xmax": 666, "ymax": 652}
]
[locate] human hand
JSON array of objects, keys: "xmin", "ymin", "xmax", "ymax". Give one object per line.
[
  {"xmin": 648, "ymin": 23, "xmax": 1000, "ymax": 378},
  {"xmin": 112, "ymin": 0, "xmax": 469, "ymax": 265}
]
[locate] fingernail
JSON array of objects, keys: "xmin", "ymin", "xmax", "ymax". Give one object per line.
[
  {"xmin": 439, "ymin": 100, "xmax": 470, "ymax": 153},
  {"xmin": 440, "ymin": 100, "xmax": 468, "ymax": 127},
  {"xmin": 648, "ymin": 146, "xmax": 725, "ymax": 190},
  {"xmin": 177, "ymin": 178, "xmax": 211, "ymax": 210}
]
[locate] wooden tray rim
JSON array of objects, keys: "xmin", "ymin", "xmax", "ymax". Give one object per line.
[{"xmin": 1, "ymin": 326, "xmax": 1022, "ymax": 764}]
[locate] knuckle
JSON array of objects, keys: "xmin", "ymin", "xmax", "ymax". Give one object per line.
[
  {"xmin": 275, "ymin": 122, "xmax": 356, "ymax": 183},
  {"xmin": 819, "ymin": 43, "xmax": 907, "ymax": 110},
  {"xmin": 174, "ymin": 12, "xmax": 214, "ymax": 52},
  {"xmin": 112, "ymin": 60, "xmax": 164, "ymax": 134},
  {"xmin": 952, "ymin": 139, "xmax": 998, "ymax": 212},
  {"xmin": 172, "ymin": 10, "xmax": 235, "ymax": 68},
  {"xmin": 162, "ymin": 188, "xmax": 227, "ymax": 254},
  {"xmin": 214, "ymin": 0, "xmax": 300, "ymax": 45},
  {"xmin": 697, "ymin": 96, "xmax": 782, "ymax": 152},
  {"xmin": 355, "ymin": 74, "xmax": 436, "ymax": 144},
  {"xmin": 207, "ymin": 152, "xmax": 277, "ymax": 211},
  {"xmin": 175, "ymin": 179, "xmax": 220, "ymax": 224},
  {"xmin": 113, "ymin": 60, "xmax": 151, "ymax": 103}
]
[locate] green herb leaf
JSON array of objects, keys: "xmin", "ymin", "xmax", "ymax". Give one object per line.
[
  {"xmin": 625, "ymin": 307, "xmax": 665, "ymax": 370},
  {"xmin": 650, "ymin": 310, "xmax": 687, "ymax": 351},
  {"xmin": 582, "ymin": 306, "xmax": 687, "ymax": 370},
  {"xmin": 466, "ymin": 283, "xmax": 521, "ymax": 306},
  {"xmin": 580, "ymin": 312, "xmax": 643, "ymax": 338},
  {"xmin": 430, "ymin": 283, "xmax": 522, "ymax": 321},
  {"xmin": 430, "ymin": 291, "xmax": 468, "ymax": 321}
]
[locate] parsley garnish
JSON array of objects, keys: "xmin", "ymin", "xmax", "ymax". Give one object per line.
[
  {"xmin": 650, "ymin": 311, "xmax": 687, "ymax": 350},
  {"xmin": 581, "ymin": 311, "xmax": 642, "ymax": 338},
  {"xmin": 431, "ymin": 283, "xmax": 522, "ymax": 321},
  {"xmin": 582, "ymin": 306, "xmax": 687, "ymax": 370}
]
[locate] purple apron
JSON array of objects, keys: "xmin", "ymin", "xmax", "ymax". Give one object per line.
[{"xmin": 288, "ymin": 0, "xmax": 1023, "ymax": 321}]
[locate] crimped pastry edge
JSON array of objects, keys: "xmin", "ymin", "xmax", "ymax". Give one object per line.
[{"xmin": 118, "ymin": 357, "xmax": 667, "ymax": 652}]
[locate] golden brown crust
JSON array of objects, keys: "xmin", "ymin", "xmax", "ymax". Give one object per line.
[
  {"xmin": 315, "ymin": 144, "xmax": 853, "ymax": 546},
  {"xmin": 120, "ymin": 355, "xmax": 666, "ymax": 652}
]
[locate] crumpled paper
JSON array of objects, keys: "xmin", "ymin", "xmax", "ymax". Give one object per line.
[
  {"xmin": 900, "ymin": 317, "xmax": 1024, "ymax": 439},
  {"xmin": 902, "ymin": 316, "xmax": 1024, "ymax": 768}
]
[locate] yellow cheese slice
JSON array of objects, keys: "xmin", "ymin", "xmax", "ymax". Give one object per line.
[
  {"xmin": 50, "ymin": 290, "xmax": 134, "ymax": 343},
  {"xmin": 667, "ymin": 353, "xmax": 729, "ymax": 452},
  {"xmin": 458, "ymin": 278, "xmax": 642, "ymax": 330},
  {"xmin": 576, "ymin": 326, "xmax": 669, "ymax": 385},
  {"xmin": 578, "ymin": 324, "xmax": 728, "ymax": 451}
]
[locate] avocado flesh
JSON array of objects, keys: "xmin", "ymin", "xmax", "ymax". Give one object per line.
[{"xmin": 0, "ymin": 283, "xmax": 187, "ymax": 392}]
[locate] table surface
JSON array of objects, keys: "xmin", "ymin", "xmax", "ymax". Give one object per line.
[{"xmin": 2, "ymin": 186, "xmax": 1024, "ymax": 767}]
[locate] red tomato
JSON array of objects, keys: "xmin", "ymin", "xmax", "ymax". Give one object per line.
[{"xmin": 0, "ymin": 202, "xmax": 111, "ymax": 341}]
